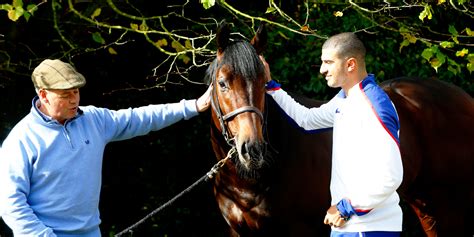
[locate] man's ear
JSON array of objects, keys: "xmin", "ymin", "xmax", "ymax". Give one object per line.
[
  {"xmin": 38, "ymin": 89, "xmax": 48, "ymax": 103},
  {"xmin": 347, "ymin": 58, "xmax": 357, "ymax": 72}
]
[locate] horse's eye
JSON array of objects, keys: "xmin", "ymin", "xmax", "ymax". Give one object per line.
[{"xmin": 218, "ymin": 78, "xmax": 228, "ymax": 90}]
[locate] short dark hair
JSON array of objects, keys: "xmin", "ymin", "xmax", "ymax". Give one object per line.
[{"xmin": 322, "ymin": 32, "xmax": 366, "ymax": 61}]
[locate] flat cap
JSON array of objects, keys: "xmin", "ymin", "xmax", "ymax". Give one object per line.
[{"xmin": 32, "ymin": 59, "xmax": 86, "ymax": 90}]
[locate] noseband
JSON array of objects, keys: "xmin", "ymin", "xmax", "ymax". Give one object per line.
[{"xmin": 210, "ymin": 76, "xmax": 264, "ymax": 147}]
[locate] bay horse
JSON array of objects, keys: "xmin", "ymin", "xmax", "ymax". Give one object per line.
[{"xmin": 206, "ymin": 21, "xmax": 474, "ymax": 236}]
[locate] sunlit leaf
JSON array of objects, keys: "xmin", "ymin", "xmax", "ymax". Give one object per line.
[
  {"xmin": 7, "ymin": 8, "xmax": 23, "ymax": 21},
  {"xmin": 13, "ymin": 0, "xmax": 23, "ymax": 8},
  {"xmin": 421, "ymin": 48, "xmax": 434, "ymax": 61},
  {"xmin": 437, "ymin": 0, "xmax": 446, "ymax": 4},
  {"xmin": 452, "ymin": 36, "xmax": 459, "ymax": 44},
  {"xmin": 300, "ymin": 25, "xmax": 311, "ymax": 32},
  {"xmin": 466, "ymin": 28, "xmax": 474, "ymax": 36},
  {"xmin": 26, "ymin": 4, "xmax": 37, "ymax": 14},
  {"xmin": 91, "ymin": 8, "xmax": 101, "ymax": 20},
  {"xmin": 419, "ymin": 4, "xmax": 432, "ymax": 22},
  {"xmin": 265, "ymin": 7, "xmax": 276, "ymax": 14},
  {"xmin": 1, "ymin": 4, "xmax": 13, "ymax": 11},
  {"xmin": 200, "ymin": 0, "xmax": 215, "ymax": 9},
  {"xmin": 440, "ymin": 41, "xmax": 454, "ymax": 48},
  {"xmin": 455, "ymin": 48, "xmax": 468, "ymax": 57},
  {"xmin": 333, "ymin": 11, "xmax": 343, "ymax": 17},
  {"xmin": 429, "ymin": 58, "xmax": 442, "ymax": 72},
  {"xmin": 467, "ymin": 62, "xmax": 474, "ymax": 74},
  {"xmin": 130, "ymin": 23, "xmax": 138, "ymax": 30}
]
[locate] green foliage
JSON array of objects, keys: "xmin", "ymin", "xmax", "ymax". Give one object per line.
[
  {"xmin": 200, "ymin": 0, "xmax": 216, "ymax": 9},
  {"xmin": 0, "ymin": 0, "xmax": 38, "ymax": 22}
]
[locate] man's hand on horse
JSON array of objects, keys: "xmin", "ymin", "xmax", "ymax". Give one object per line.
[
  {"xmin": 196, "ymin": 84, "xmax": 213, "ymax": 112},
  {"xmin": 323, "ymin": 205, "xmax": 348, "ymax": 228}
]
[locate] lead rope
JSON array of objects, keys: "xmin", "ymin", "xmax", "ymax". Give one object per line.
[{"xmin": 114, "ymin": 147, "xmax": 236, "ymax": 237}]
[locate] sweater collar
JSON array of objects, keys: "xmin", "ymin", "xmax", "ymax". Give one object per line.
[{"xmin": 31, "ymin": 96, "xmax": 83, "ymax": 125}]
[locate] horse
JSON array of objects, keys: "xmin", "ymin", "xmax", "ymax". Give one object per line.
[{"xmin": 206, "ymin": 21, "xmax": 474, "ymax": 236}]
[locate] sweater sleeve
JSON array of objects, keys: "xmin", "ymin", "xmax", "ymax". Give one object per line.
[
  {"xmin": 0, "ymin": 140, "xmax": 57, "ymax": 237},
  {"xmin": 93, "ymin": 99, "xmax": 199, "ymax": 142},
  {"xmin": 266, "ymin": 86, "xmax": 336, "ymax": 130}
]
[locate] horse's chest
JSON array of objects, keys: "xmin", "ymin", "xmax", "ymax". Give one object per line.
[{"xmin": 216, "ymin": 186, "xmax": 271, "ymax": 230}]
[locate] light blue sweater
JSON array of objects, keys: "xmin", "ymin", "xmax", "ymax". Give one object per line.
[{"xmin": 0, "ymin": 96, "xmax": 199, "ymax": 236}]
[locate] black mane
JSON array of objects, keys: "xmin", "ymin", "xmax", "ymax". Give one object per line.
[{"xmin": 205, "ymin": 40, "xmax": 264, "ymax": 84}]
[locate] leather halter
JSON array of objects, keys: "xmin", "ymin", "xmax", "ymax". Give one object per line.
[{"xmin": 210, "ymin": 75, "xmax": 264, "ymax": 147}]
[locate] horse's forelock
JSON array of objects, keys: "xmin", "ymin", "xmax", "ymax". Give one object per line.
[{"xmin": 208, "ymin": 41, "xmax": 263, "ymax": 83}]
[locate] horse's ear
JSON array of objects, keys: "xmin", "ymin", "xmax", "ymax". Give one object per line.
[
  {"xmin": 217, "ymin": 20, "xmax": 230, "ymax": 54},
  {"xmin": 250, "ymin": 22, "xmax": 267, "ymax": 55}
]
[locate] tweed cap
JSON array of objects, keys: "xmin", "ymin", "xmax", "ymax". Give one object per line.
[{"xmin": 32, "ymin": 59, "xmax": 86, "ymax": 89}]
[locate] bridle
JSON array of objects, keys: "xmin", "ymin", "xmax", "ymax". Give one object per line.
[{"xmin": 210, "ymin": 73, "xmax": 264, "ymax": 147}]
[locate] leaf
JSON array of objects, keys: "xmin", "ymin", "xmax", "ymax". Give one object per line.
[
  {"xmin": 401, "ymin": 32, "xmax": 417, "ymax": 44},
  {"xmin": 139, "ymin": 21, "xmax": 148, "ymax": 31},
  {"xmin": 448, "ymin": 25, "xmax": 458, "ymax": 36},
  {"xmin": 300, "ymin": 25, "xmax": 311, "ymax": 32},
  {"xmin": 452, "ymin": 36, "xmax": 459, "ymax": 44},
  {"xmin": 429, "ymin": 58, "xmax": 442, "ymax": 72},
  {"xmin": 333, "ymin": 11, "xmax": 343, "ymax": 17},
  {"xmin": 421, "ymin": 48, "xmax": 434, "ymax": 61},
  {"xmin": 26, "ymin": 4, "xmax": 37, "ymax": 14},
  {"xmin": 419, "ymin": 4, "xmax": 432, "ymax": 22},
  {"xmin": 437, "ymin": 0, "xmax": 446, "ymax": 4},
  {"xmin": 179, "ymin": 54, "xmax": 190, "ymax": 64},
  {"xmin": 171, "ymin": 40, "xmax": 185, "ymax": 52},
  {"xmin": 91, "ymin": 8, "xmax": 101, "ymax": 20},
  {"xmin": 13, "ymin": 0, "xmax": 23, "ymax": 8},
  {"xmin": 130, "ymin": 23, "xmax": 138, "ymax": 30},
  {"xmin": 455, "ymin": 48, "xmax": 468, "ymax": 57},
  {"xmin": 108, "ymin": 47, "xmax": 118, "ymax": 55},
  {"xmin": 466, "ymin": 28, "xmax": 474, "ymax": 36},
  {"xmin": 277, "ymin": 31, "xmax": 289, "ymax": 40},
  {"xmin": 447, "ymin": 58, "xmax": 461, "ymax": 75},
  {"xmin": 7, "ymin": 8, "xmax": 23, "ymax": 21},
  {"xmin": 155, "ymin": 38, "xmax": 168, "ymax": 47},
  {"xmin": 91, "ymin": 32, "xmax": 105, "ymax": 44},
  {"xmin": 467, "ymin": 62, "xmax": 474, "ymax": 74},
  {"xmin": 1, "ymin": 4, "xmax": 13, "ymax": 11},
  {"xmin": 200, "ymin": 0, "xmax": 215, "ymax": 10},
  {"xmin": 399, "ymin": 39, "xmax": 410, "ymax": 53},
  {"xmin": 23, "ymin": 11, "xmax": 30, "ymax": 21},
  {"xmin": 265, "ymin": 7, "xmax": 276, "ymax": 14},
  {"xmin": 184, "ymin": 39, "xmax": 192, "ymax": 49},
  {"xmin": 440, "ymin": 41, "xmax": 454, "ymax": 48}
]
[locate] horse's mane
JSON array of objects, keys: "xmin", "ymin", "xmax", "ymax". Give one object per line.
[{"xmin": 205, "ymin": 40, "xmax": 264, "ymax": 85}]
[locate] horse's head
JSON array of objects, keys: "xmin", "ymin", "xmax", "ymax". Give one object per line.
[{"xmin": 206, "ymin": 21, "xmax": 268, "ymax": 179}]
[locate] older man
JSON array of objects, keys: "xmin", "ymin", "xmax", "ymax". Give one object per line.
[{"xmin": 0, "ymin": 59, "xmax": 211, "ymax": 236}]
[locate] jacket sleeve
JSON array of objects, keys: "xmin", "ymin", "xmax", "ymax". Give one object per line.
[
  {"xmin": 0, "ymin": 141, "xmax": 57, "ymax": 237},
  {"xmin": 266, "ymin": 87, "xmax": 336, "ymax": 130}
]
